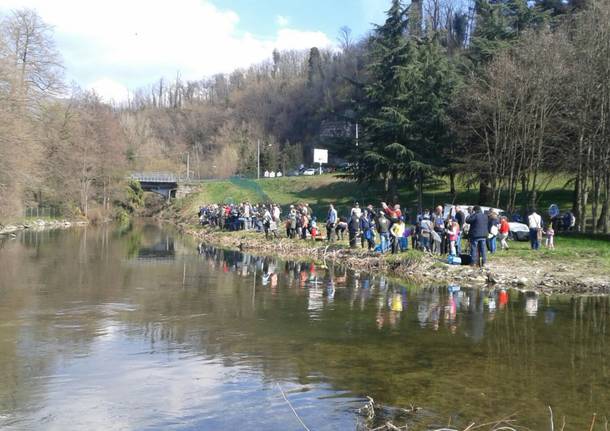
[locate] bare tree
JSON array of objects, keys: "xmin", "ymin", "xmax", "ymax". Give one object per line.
[{"xmin": 0, "ymin": 8, "xmax": 64, "ymax": 106}]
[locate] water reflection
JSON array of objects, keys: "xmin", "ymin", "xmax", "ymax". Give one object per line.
[{"xmin": 0, "ymin": 224, "xmax": 608, "ymax": 431}]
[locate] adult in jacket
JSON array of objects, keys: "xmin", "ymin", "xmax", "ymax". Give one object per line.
[{"xmin": 466, "ymin": 206, "xmax": 489, "ymax": 268}]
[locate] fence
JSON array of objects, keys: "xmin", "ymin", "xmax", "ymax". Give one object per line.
[{"xmin": 24, "ymin": 207, "xmax": 60, "ymax": 219}]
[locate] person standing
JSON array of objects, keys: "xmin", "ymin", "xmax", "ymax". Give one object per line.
[
  {"xmin": 326, "ymin": 204, "xmax": 338, "ymax": 241},
  {"xmin": 545, "ymin": 225, "xmax": 555, "ymax": 249},
  {"xmin": 455, "ymin": 207, "xmax": 465, "ymax": 255},
  {"xmin": 432, "ymin": 206, "xmax": 447, "ymax": 254},
  {"xmin": 381, "ymin": 202, "xmax": 402, "ymax": 221},
  {"xmin": 262, "ymin": 206, "xmax": 272, "ymax": 239},
  {"xmin": 498, "ymin": 216, "xmax": 510, "ymax": 250},
  {"xmin": 348, "ymin": 213, "xmax": 360, "ymax": 248},
  {"xmin": 272, "ymin": 204, "xmax": 281, "ymax": 222},
  {"xmin": 466, "ymin": 206, "xmax": 489, "ymax": 268},
  {"xmin": 360, "ymin": 209, "xmax": 375, "ymax": 250},
  {"xmin": 487, "ymin": 211, "xmax": 500, "ymax": 254},
  {"xmin": 390, "ymin": 217, "xmax": 406, "ymax": 254},
  {"xmin": 377, "ymin": 212, "xmax": 391, "ymax": 253},
  {"xmin": 243, "ymin": 202, "xmax": 251, "ymax": 230},
  {"xmin": 528, "ymin": 209, "xmax": 543, "ymax": 250},
  {"xmin": 301, "ymin": 213, "xmax": 309, "ymax": 240},
  {"xmin": 446, "ymin": 218, "xmax": 460, "ymax": 256},
  {"xmin": 419, "ymin": 215, "xmax": 433, "ymax": 252}
]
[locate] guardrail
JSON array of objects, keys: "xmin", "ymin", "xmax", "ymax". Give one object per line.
[{"xmin": 130, "ymin": 173, "xmax": 179, "ymax": 183}]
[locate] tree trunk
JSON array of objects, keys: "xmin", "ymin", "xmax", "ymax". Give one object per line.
[
  {"xmin": 417, "ymin": 171, "xmax": 424, "ymax": 215},
  {"xmin": 591, "ymin": 173, "xmax": 600, "ymax": 234},
  {"xmin": 478, "ymin": 177, "xmax": 491, "ymax": 206},
  {"xmin": 449, "ymin": 172, "xmax": 456, "ymax": 199},
  {"xmin": 600, "ymin": 171, "xmax": 609, "ymax": 234},
  {"xmin": 389, "ymin": 170, "xmax": 398, "ymax": 203},
  {"xmin": 383, "ymin": 172, "xmax": 389, "ymax": 194}
]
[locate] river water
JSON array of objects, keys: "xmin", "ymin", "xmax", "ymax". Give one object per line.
[{"xmin": 0, "ymin": 222, "xmax": 608, "ymax": 430}]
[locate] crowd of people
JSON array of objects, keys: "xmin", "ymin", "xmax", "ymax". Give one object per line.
[{"xmin": 198, "ymin": 201, "xmax": 559, "ymax": 268}]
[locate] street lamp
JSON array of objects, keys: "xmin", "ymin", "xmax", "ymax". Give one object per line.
[
  {"xmin": 257, "ymin": 140, "xmax": 272, "ymax": 180},
  {"xmin": 180, "ymin": 152, "xmax": 190, "ymax": 180}
]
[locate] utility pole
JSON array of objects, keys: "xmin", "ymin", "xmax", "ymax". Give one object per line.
[
  {"xmin": 257, "ymin": 139, "xmax": 261, "ymax": 180},
  {"xmin": 186, "ymin": 152, "xmax": 190, "ymax": 180}
]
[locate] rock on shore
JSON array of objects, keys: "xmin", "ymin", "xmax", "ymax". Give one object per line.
[{"xmin": 0, "ymin": 219, "xmax": 88, "ymax": 236}]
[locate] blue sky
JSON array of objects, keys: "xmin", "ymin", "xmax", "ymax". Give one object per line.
[
  {"xmin": 214, "ymin": 0, "xmax": 387, "ymax": 39},
  {"xmin": 0, "ymin": 0, "xmax": 390, "ymax": 102}
]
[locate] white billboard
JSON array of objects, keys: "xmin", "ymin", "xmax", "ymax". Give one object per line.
[{"xmin": 313, "ymin": 148, "xmax": 328, "ymax": 164}]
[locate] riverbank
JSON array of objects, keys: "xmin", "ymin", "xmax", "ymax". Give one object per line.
[
  {"xmin": 0, "ymin": 219, "xmax": 89, "ymax": 236},
  {"xmin": 179, "ymin": 224, "xmax": 610, "ymax": 295}
]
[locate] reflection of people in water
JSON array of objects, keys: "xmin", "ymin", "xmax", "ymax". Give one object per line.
[
  {"xmin": 299, "ymin": 269, "xmax": 307, "ymax": 288},
  {"xmin": 544, "ymin": 308, "xmax": 556, "ymax": 325},
  {"xmin": 444, "ymin": 292, "xmax": 457, "ymax": 333},
  {"xmin": 326, "ymin": 278, "xmax": 335, "ymax": 301},
  {"xmin": 485, "ymin": 291, "xmax": 497, "ymax": 321},
  {"xmin": 498, "ymin": 289, "xmax": 509, "ymax": 310},
  {"xmin": 270, "ymin": 273, "xmax": 278, "ymax": 293},
  {"xmin": 525, "ymin": 292, "xmax": 538, "ymax": 317},
  {"xmin": 466, "ymin": 289, "xmax": 486, "ymax": 342},
  {"xmin": 385, "ymin": 289, "xmax": 404, "ymax": 329}
]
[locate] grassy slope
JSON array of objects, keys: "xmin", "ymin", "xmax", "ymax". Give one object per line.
[
  {"xmin": 174, "ymin": 174, "xmax": 609, "ymax": 274},
  {"xmin": 179, "ymin": 174, "xmax": 576, "ymax": 221}
]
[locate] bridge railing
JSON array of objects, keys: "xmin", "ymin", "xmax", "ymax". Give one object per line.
[
  {"xmin": 129, "ymin": 172, "xmax": 213, "ymax": 183},
  {"xmin": 130, "ymin": 172, "xmax": 179, "ymax": 183}
]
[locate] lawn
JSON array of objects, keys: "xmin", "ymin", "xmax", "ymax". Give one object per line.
[{"xmin": 179, "ymin": 173, "xmax": 581, "ymax": 222}]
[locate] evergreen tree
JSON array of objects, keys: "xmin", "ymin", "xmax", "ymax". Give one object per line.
[
  {"xmin": 355, "ymin": 0, "xmax": 457, "ymax": 209},
  {"xmin": 469, "ymin": 0, "xmax": 542, "ymax": 65}
]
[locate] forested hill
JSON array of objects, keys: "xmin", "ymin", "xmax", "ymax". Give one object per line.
[{"xmin": 0, "ymin": 0, "xmax": 608, "ymax": 233}]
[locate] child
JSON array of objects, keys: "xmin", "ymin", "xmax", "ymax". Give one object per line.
[
  {"xmin": 390, "ymin": 217, "xmax": 406, "ymax": 254},
  {"xmin": 310, "ymin": 217, "xmax": 318, "ymax": 240},
  {"xmin": 498, "ymin": 216, "xmax": 510, "ymax": 250},
  {"xmin": 446, "ymin": 219, "xmax": 460, "ymax": 256},
  {"xmin": 545, "ymin": 225, "xmax": 555, "ymax": 249}
]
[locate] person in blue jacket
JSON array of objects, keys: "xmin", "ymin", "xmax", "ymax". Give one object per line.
[{"xmin": 466, "ymin": 206, "xmax": 489, "ymax": 268}]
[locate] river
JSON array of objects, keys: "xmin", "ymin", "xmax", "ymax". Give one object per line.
[{"xmin": 0, "ymin": 222, "xmax": 608, "ymax": 430}]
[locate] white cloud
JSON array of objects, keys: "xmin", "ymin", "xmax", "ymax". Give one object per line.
[
  {"xmin": 276, "ymin": 15, "xmax": 290, "ymax": 27},
  {"xmin": 89, "ymin": 78, "xmax": 129, "ymax": 103},
  {"xmin": 0, "ymin": 0, "xmax": 333, "ymax": 102}
]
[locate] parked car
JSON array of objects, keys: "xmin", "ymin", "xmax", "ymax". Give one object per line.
[
  {"xmin": 442, "ymin": 204, "xmax": 529, "ymax": 241},
  {"xmin": 302, "ymin": 168, "xmax": 316, "ymax": 176},
  {"xmin": 507, "ymin": 222, "xmax": 530, "ymax": 241}
]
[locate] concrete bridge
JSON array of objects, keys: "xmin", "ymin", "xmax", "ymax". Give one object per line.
[{"xmin": 130, "ymin": 172, "xmax": 199, "ymax": 200}]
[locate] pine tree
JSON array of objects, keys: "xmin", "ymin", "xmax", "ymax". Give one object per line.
[{"xmin": 355, "ymin": 0, "xmax": 458, "ymax": 209}]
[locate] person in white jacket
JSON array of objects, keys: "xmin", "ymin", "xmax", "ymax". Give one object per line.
[{"xmin": 528, "ymin": 209, "xmax": 543, "ymax": 250}]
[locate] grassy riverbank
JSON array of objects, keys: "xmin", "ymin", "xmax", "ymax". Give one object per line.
[
  {"xmin": 167, "ymin": 175, "xmax": 609, "ymax": 294},
  {"xmin": 175, "ymin": 174, "xmax": 583, "ymax": 222},
  {"xmin": 179, "ymin": 224, "xmax": 609, "ymax": 295}
]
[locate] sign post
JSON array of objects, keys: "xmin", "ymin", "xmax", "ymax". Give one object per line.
[{"xmin": 313, "ymin": 148, "xmax": 328, "ymax": 175}]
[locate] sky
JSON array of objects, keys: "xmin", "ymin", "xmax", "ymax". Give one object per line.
[{"xmin": 0, "ymin": 0, "xmax": 390, "ymax": 102}]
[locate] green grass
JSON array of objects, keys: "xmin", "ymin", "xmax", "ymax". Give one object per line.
[
  {"xmin": 179, "ymin": 173, "xmax": 583, "ymax": 222},
  {"xmin": 487, "ymin": 235, "xmax": 610, "ymax": 274},
  {"xmin": 174, "ymin": 173, "xmax": 609, "ymax": 271}
]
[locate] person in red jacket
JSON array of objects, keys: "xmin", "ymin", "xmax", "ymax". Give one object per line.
[
  {"xmin": 498, "ymin": 216, "xmax": 510, "ymax": 250},
  {"xmin": 381, "ymin": 202, "xmax": 402, "ymax": 221}
]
